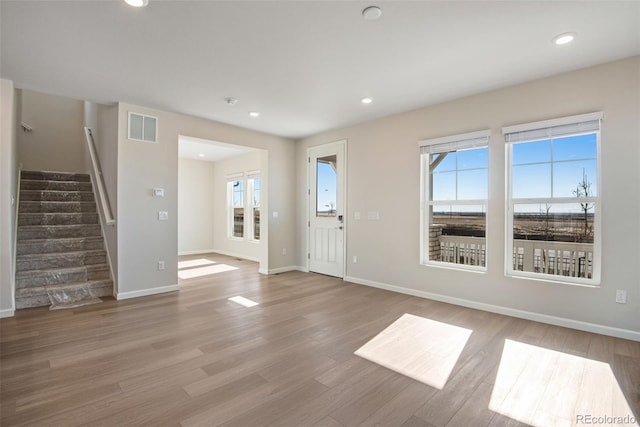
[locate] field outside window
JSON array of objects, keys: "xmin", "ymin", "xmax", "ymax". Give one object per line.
[
  {"xmin": 421, "ymin": 131, "xmax": 489, "ymax": 271},
  {"xmin": 505, "ymin": 114, "xmax": 601, "ymax": 285}
]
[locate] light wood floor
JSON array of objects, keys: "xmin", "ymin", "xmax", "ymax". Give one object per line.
[{"xmin": 1, "ymin": 253, "xmax": 638, "ymax": 426}]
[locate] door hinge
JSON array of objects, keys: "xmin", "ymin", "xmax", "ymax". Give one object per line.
[
  {"xmin": 308, "ymin": 189, "xmax": 310, "ymax": 195},
  {"xmin": 307, "ymin": 253, "xmax": 310, "ymax": 259},
  {"xmin": 308, "ymin": 221, "xmax": 310, "ymax": 227},
  {"xmin": 308, "ymin": 157, "xmax": 310, "ymax": 163}
]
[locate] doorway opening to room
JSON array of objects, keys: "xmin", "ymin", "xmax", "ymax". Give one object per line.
[
  {"xmin": 177, "ymin": 135, "xmax": 268, "ymax": 282},
  {"xmin": 307, "ymin": 140, "xmax": 346, "ymax": 278}
]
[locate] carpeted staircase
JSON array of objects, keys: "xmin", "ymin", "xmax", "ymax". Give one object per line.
[{"xmin": 15, "ymin": 171, "xmax": 113, "ymax": 309}]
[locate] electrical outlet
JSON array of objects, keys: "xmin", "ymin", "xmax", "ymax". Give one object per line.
[
  {"xmin": 615, "ymin": 289, "xmax": 627, "ymax": 304},
  {"xmin": 282, "ymin": 248, "xmax": 287, "ymax": 255},
  {"xmin": 158, "ymin": 211, "xmax": 169, "ymax": 221},
  {"xmin": 353, "ymin": 255, "xmax": 357, "ymax": 263},
  {"xmin": 158, "ymin": 261, "xmax": 165, "ymax": 271}
]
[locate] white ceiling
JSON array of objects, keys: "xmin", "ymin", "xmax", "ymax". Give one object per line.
[
  {"xmin": 178, "ymin": 135, "xmax": 252, "ymax": 162},
  {"xmin": 1, "ymin": 1, "xmax": 639, "ymax": 139}
]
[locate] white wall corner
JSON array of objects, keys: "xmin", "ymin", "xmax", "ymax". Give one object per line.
[{"xmin": 344, "ymin": 275, "xmax": 640, "ymax": 342}]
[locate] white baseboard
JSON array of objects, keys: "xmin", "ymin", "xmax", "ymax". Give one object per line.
[
  {"xmin": 267, "ymin": 265, "xmax": 305, "ymax": 274},
  {"xmin": 344, "ymin": 275, "xmax": 640, "ymax": 342},
  {"xmin": 116, "ymin": 284, "xmax": 179, "ymax": 301},
  {"xmin": 210, "ymin": 249, "xmax": 260, "ymax": 263},
  {"xmin": 178, "ymin": 249, "xmax": 216, "ymax": 256},
  {"xmin": 0, "ymin": 308, "xmax": 15, "ymax": 318}
]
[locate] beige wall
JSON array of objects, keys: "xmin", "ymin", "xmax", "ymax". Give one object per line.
[
  {"xmin": 96, "ymin": 104, "xmax": 119, "ymax": 292},
  {"xmin": 0, "ymin": 79, "xmax": 18, "ymax": 316},
  {"xmin": 295, "ymin": 56, "xmax": 640, "ymax": 337},
  {"xmin": 18, "ymin": 90, "xmax": 86, "ymax": 173},
  {"xmin": 116, "ymin": 102, "xmax": 295, "ymax": 298},
  {"xmin": 212, "ymin": 150, "xmax": 264, "ymax": 262},
  {"xmin": 178, "ymin": 158, "xmax": 215, "ymax": 255}
]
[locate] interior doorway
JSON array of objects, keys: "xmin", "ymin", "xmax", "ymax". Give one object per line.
[{"xmin": 178, "ymin": 135, "xmax": 268, "ymax": 274}]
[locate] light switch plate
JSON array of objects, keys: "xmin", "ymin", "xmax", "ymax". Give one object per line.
[
  {"xmin": 158, "ymin": 211, "xmax": 169, "ymax": 221},
  {"xmin": 615, "ymin": 289, "xmax": 627, "ymax": 304},
  {"xmin": 153, "ymin": 188, "xmax": 164, "ymax": 197}
]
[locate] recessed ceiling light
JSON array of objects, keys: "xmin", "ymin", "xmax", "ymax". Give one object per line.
[
  {"xmin": 198, "ymin": 153, "xmax": 205, "ymax": 158},
  {"xmin": 249, "ymin": 111, "xmax": 260, "ymax": 117},
  {"xmin": 361, "ymin": 97, "xmax": 373, "ymax": 104},
  {"xmin": 362, "ymin": 6, "xmax": 382, "ymax": 20},
  {"xmin": 553, "ymin": 32, "xmax": 576, "ymax": 46},
  {"xmin": 124, "ymin": 0, "xmax": 149, "ymax": 7}
]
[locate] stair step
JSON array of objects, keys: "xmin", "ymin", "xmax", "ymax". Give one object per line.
[
  {"xmin": 16, "ymin": 264, "xmax": 111, "ymax": 288},
  {"xmin": 18, "ymin": 224, "xmax": 101, "ymax": 240},
  {"xmin": 16, "ymin": 249, "xmax": 107, "ymax": 272},
  {"xmin": 20, "ymin": 190, "xmax": 95, "ymax": 202},
  {"xmin": 15, "ymin": 171, "xmax": 113, "ymax": 309},
  {"xmin": 21, "ymin": 171, "xmax": 90, "ymax": 182},
  {"xmin": 15, "ymin": 280, "xmax": 113, "ymax": 309},
  {"xmin": 19, "ymin": 212, "xmax": 99, "ymax": 226},
  {"xmin": 17, "ymin": 237, "xmax": 105, "ymax": 255},
  {"xmin": 20, "ymin": 179, "xmax": 93, "ymax": 192},
  {"xmin": 19, "ymin": 201, "xmax": 97, "ymax": 213}
]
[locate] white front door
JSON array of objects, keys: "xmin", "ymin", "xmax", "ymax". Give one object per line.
[{"xmin": 308, "ymin": 141, "xmax": 345, "ymax": 278}]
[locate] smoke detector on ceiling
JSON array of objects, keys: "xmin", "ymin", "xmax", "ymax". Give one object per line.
[{"xmin": 362, "ymin": 6, "xmax": 382, "ymax": 20}]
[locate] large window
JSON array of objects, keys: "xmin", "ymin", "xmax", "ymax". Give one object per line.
[
  {"xmin": 420, "ymin": 130, "xmax": 489, "ymax": 270},
  {"xmin": 504, "ymin": 112, "xmax": 602, "ymax": 285},
  {"xmin": 248, "ymin": 173, "xmax": 261, "ymax": 241},
  {"xmin": 227, "ymin": 175, "xmax": 244, "ymax": 239}
]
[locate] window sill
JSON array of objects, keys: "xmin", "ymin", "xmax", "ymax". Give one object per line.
[
  {"xmin": 506, "ymin": 270, "xmax": 600, "ymax": 288},
  {"xmin": 421, "ymin": 261, "xmax": 487, "ymax": 274}
]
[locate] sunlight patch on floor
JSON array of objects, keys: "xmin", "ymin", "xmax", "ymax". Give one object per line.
[
  {"xmin": 178, "ymin": 258, "xmax": 217, "ymax": 269},
  {"xmin": 228, "ymin": 296, "xmax": 259, "ymax": 308},
  {"xmin": 178, "ymin": 264, "xmax": 238, "ymax": 279},
  {"xmin": 489, "ymin": 339, "xmax": 638, "ymax": 427},
  {"xmin": 354, "ymin": 313, "xmax": 472, "ymax": 389}
]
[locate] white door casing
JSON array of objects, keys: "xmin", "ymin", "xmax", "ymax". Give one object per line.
[{"xmin": 308, "ymin": 140, "xmax": 346, "ymax": 278}]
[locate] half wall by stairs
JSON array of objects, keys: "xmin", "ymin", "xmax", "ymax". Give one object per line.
[{"xmin": 15, "ymin": 171, "xmax": 113, "ymax": 309}]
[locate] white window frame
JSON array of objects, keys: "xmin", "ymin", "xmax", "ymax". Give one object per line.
[
  {"xmin": 419, "ymin": 130, "xmax": 490, "ymax": 272},
  {"xmin": 247, "ymin": 171, "xmax": 261, "ymax": 242},
  {"xmin": 227, "ymin": 173, "xmax": 245, "ymax": 240},
  {"xmin": 503, "ymin": 112, "xmax": 602, "ymax": 286}
]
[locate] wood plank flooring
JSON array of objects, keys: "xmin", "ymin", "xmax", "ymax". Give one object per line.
[{"xmin": 1, "ymin": 253, "xmax": 638, "ymax": 426}]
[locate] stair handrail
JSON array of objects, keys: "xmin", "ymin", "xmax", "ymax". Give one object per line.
[{"xmin": 84, "ymin": 127, "xmax": 115, "ymax": 225}]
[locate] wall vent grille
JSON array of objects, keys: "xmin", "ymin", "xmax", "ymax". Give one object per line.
[{"xmin": 128, "ymin": 112, "xmax": 158, "ymax": 143}]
